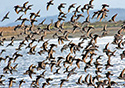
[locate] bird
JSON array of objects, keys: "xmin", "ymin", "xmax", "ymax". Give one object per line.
[
  {"xmin": 20, "ymin": 18, "xmax": 29, "ymax": 27},
  {"xmin": 8, "ymin": 77, "xmax": 16, "ymax": 88},
  {"xmin": 72, "ymin": 23, "xmax": 81, "ymax": 33},
  {"xmin": 76, "ymin": 75, "xmax": 83, "ymax": 85},
  {"xmin": 73, "ymin": 5, "xmax": 81, "ymax": 13},
  {"xmin": 27, "ymin": 45, "xmax": 37, "ymax": 55},
  {"xmin": 75, "ymin": 14, "xmax": 84, "ymax": 22},
  {"xmin": 36, "ymin": 61, "xmax": 46, "ymax": 71},
  {"xmin": 101, "ymin": 25, "xmax": 108, "ymax": 37},
  {"xmin": 35, "ymin": 74, "xmax": 43, "ymax": 85},
  {"xmin": 30, "ymin": 18, "xmax": 37, "ymax": 26},
  {"xmin": 87, "ymin": 75, "xmax": 95, "ymax": 86},
  {"xmin": 38, "ymin": 35, "xmax": 45, "ymax": 42},
  {"xmin": 67, "ymin": 71, "xmax": 77, "ymax": 79},
  {"xmin": 42, "ymin": 82, "xmax": 48, "ymax": 88},
  {"xmin": 120, "ymin": 50, "xmax": 125, "ymax": 60},
  {"xmin": 105, "ymin": 56, "xmax": 113, "ymax": 69},
  {"xmin": 6, "ymin": 40, "xmax": 14, "ymax": 47},
  {"xmin": 45, "ymin": 77, "xmax": 53, "ymax": 85},
  {"xmin": 84, "ymin": 74, "xmax": 89, "ymax": 84},
  {"xmin": 50, "ymin": 62, "xmax": 56, "ymax": 72},
  {"xmin": 0, "ymin": 79, "xmax": 5, "ymax": 86},
  {"xmin": 0, "ymin": 49, "xmax": 6, "ymax": 55},
  {"xmin": 30, "ymin": 80, "xmax": 37, "ymax": 88},
  {"xmin": 105, "ymin": 71, "xmax": 113, "ymax": 79},
  {"xmin": 99, "ymin": 11, "xmax": 107, "ymax": 22},
  {"xmin": 116, "ymin": 39, "xmax": 123, "ymax": 49},
  {"xmin": 40, "ymin": 39, "xmax": 49, "ymax": 52},
  {"xmin": 46, "ymin": 22, "xmax": 53, "ymax": 31},
  {"xmin": 89, "ymin": 0, "xmax": 94, "ymax": 5},
  {"xmin": 96, "ymin": 10, "xmax": 103, "ymax": 20},
  {"xmin": 86, "ymin": 4, "xmax": 93, "ymax": 15},
  {"xmin": 103, "ymin": 42, "xmax": 109, "ymax": 52},
  {"xmin": 58, "ymin": 11, "xmax": 66, "ymax": 18},
  {"xmin": 10, "ymin": 64, "xmax": 18, "ymax": 74},
  {"xmin": 22, "ymin": 1, "xmax": 29, "ymax": 8},
  {"xmin": 15, "ymin": 14, "xmax": 23, "ymax": 22},
  {"xmin": 13, "ymin": 52, "xmax": 23, "ymax": 62},
  {"xmin": 93, "ymin": 34, "xmax": 99, "ymax": 43},
  {"xmin": 68, "ymin": 42, "xmax": 79, "ymax": 54},
  {"xmin": 3, "ymin": 61, "xmax": 12, "ymax": 73},
  {"xmin": 0, "ymin": 75, "xmax": 5, "ymax": 81},
  {"xmin": 23, "ymin": 64, "xmax": 36, "ymax": 79},
  {"xmin": 53, "ymin": 33, "xmax": 69, "ymax": 44},
  {"xmin": 0, "ymin": 31, "xmax": 3, "ymax": 37},
  {"xmin": 33, "ymin": 10, "xmax": 41, "ymax": 19},
  {"xmin": 60, "ymin": 79, "xmax": 68, "ymax": 88},
  {"xmin": 1, "ymin": 11, "xmax": 10, "ymax": 22},
  {"xmin": 14, "ymin": 5, "xmax": 23, "ymax": 14},
  {"xmin": 59, "ymin": 22, "xmax": 65, "ymax": 30},
  {"xmin": 63, "ymin": 66, "xmax": 70, "ymax": 73},
  {"xmin": 108, "ymin": 13, "xmax": 118, "ymax": 23},
  {"xmin": 82, "ymin": 15, "xmax": 90, "ymax": 24},
  {"xmin": 46, "ymin": 0, "xmax": 54, "ymax": 11},
  {"xmin": 73, "ymin": 58, "xmax": 82, "ymax": 68},
  {"xmin": 19, "ymin": 79, "xmax": 25, "ymax": 88},
  {"xmin": 24, "ymin": 4, "xmax": 33, "ymax": 14},
  {"xmin": 29, "ymin": 12, "xmax": 37, "ymax": 19},
  {"xmin": 95, "ymin": 67, "xmax": 102, "ymax": 74},
  {"xmin": 84, "ymin": 60, "xmax": 93, "ymax": 72},
  {"xmin": 39, "ymin": 18, "xmax": 46, "ymax": 25},
  {"xmin": 58, "ymin": 3, "xmax": 66, "ymax": 12},
  {"xmin": 102, "ymin": 4, "xmax": 109, "ymax": 9},
  {"xmin": 118, "ymin": 68, "xmax": 125, "ymax": 80},
  {"xmin": 68, "ymin": 3, "xmax": 76, "ymax": 13},
  {"xmin": 86, "ymin": 26, "xmax": 95, "ymax": 36},
  {"xmin": 117, "ymin": 28, "xmax": 124, "ymax": 35},
  {"xmin": 81, "ymin": 4, "xmax": 88, "ymax": 13},
  {"xmin": 92, "ymin": 11, "xmax": 99, "ymax": 19},
  {"xmin": 54, "ymin": 20, "xmax": 61, "ymax": 30}
]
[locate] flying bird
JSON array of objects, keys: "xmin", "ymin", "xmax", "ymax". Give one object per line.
[
  {"xmin": 23, "ymin": 1, "xmax": 29, "ymax": 8},
  {"xmin": 39, "ymin": 18, "xmax": 46, "ymax": 25},
  {"xmin": 15, "ymin": 14, "xmax": 23, "ymax": 22},
  {"xmin": 118, "ymin": 68, "xmax": 125, "ymax": 80},
  {"xmin": 60, "ymin": 79, "xmax": 68, "ymax": 88},
  {"xmin": 58, "ymin": 3, "xmax": 66, "ymax": 12},
  {"xmin": 68, "ymin": 3, "xmax": 76, "ymax": 12},
  {"xmin": 47, "ymin": 0, "xmax": 54, "ymax": 11},
  {"xmin": 1, "ymin": 12, "xmax": 10, "ymax": 22},
  {"xmin": 108, "ymin": 13, "xmax": 118, "ymax": 23}
]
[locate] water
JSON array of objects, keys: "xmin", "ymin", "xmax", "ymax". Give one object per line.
[{"xmin": 0, "ymin": 36, "xmax": 125, "ymax": 88}]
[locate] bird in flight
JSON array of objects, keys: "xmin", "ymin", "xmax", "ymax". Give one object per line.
[{"xmin": 1, "ymin": 11, "xmax": 10, "ymax": 22}]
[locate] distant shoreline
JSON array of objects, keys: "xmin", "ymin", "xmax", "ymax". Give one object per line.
[{"xmin": 0, "ymin": 26, "xmax": 124, "ymax": 41}]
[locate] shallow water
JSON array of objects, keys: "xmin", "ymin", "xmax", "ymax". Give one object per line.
[{"xmin": 0, "ymin": 36, "xmax": 125, "ymax": 88}]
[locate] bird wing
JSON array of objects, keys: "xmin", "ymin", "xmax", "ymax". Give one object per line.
[
  {"xmin": 85, "ymin": 74, "xmax": 89, "ymax": 83},
  {"xmin": 76, "ymin": 61, "xmax": 80, "ymax": 68},
  {"xmin": 47, "ymin": 4, "xmax": 50, "ymax": 11},
  {"xmin": 29, "ymin": 72, "xmax": 32, "ymax": 79},
  {"xmin": 78, "ymin": 75, "xmax": 82, "ymax": 83},
  {"xmin": 112, "ymin": 13, "xmax": 118, "ymax": 21}
]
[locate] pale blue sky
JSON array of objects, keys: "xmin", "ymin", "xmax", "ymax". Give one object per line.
[{"xmin": 0, "ymin": 0, "xmax": 125, "ymax": 26}]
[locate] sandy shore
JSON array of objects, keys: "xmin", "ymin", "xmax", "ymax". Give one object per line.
[{"xmin": 0, "ymin": 26, "xmax": 124, "ymax": 41}]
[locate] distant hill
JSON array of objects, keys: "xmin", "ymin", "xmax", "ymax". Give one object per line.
[{"xmin": 5, "ymin": 8, "xmax": 125, "ymax": 27}]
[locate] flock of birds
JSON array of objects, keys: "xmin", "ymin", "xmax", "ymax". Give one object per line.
[{"xmin": 0, "ymin": 0, "xmax": 125, "ymax": 88}]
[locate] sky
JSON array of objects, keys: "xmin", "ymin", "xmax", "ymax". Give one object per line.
[{"xmin": 0, "ymin": 0, "xmax": 125, "ymax": 26}]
